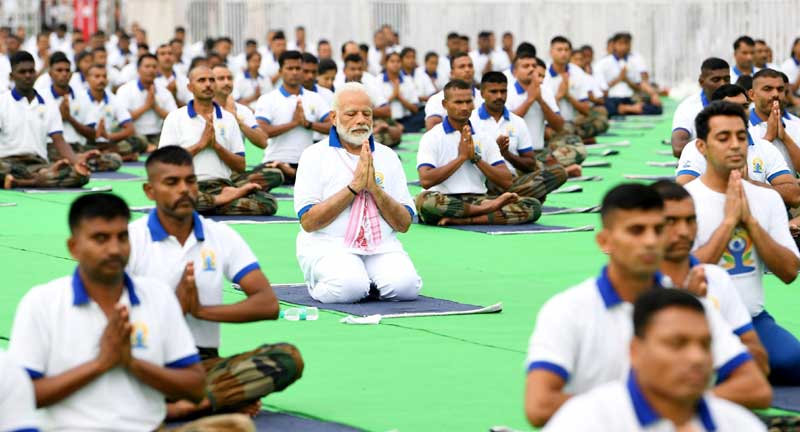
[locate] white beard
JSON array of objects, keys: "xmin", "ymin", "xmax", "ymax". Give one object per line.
[{"xmin": 337, "ymin": 122, "xmax": 372, "ymax": 146}]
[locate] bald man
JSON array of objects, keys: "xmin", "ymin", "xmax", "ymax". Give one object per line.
[{"xmin": 159, "ymin": 65, "xmax": 280, "ymax": 216}]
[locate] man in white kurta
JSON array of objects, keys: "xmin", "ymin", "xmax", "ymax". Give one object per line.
[{"xmin": 294, "ymin": 83, "xmax": 421, "ymax": 304}]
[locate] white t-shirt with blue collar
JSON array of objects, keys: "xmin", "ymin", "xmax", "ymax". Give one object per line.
[
  {"xmin": 9, "ymin": 269, "xmax": 199, "ymax": 431},
  {"xmin": 781, "ymin": 56, "xmax": 800, "ymax": 95},
  {"xmin": 127, "ymin": 210, "xmax": 261, "ymax": 348},
  {"xmin": 377, "ymin": 72, "xmax": 420, "ymax": 120},
  {"xmin": 544, "ymin": 372, "xmax": 765, "ymax": 431},
  {"xmin": 526, "ymin": 267, "xmax": 751, "ymax": 396},
  {"xmin": 0, "ymin": 88, "xmax": 63, "ymax": 160},
  {"xmin": 505, "ymin": 78, "xmax": 560, "ymax": 152},
  {"xmin": 424, "ymin": 87, "xmax": 483, "ymax": 121},
  {"xmin": 234, "ymin": 70, "xmax": 273, "ymax": 108},
  {"xmin": 672, "ymin": 91, "xmax": 710, "ymax": 140},
  {"xmin": 294, "ymin": 128, "xmax": 415, "ymax": 257},
  {"xmin": 37, "ymin": 84, "xmax": 94, "ymax": 145},
  {"xmin": 116, "ymin": 79, "xmax": 179, "ymax": 136},
  {"xmin": 254, "ymin": 85, "xmax": 331, "ymax": 164},
  {"xmin": 85, "ymin": 89, "xmax": 134, "ymax": 144},
  {"xmin": 747, "ymin": 108, "xmax": 800, "ymax": 175},
  {"xmin": 469, "ymin": 104, "xmax": 534, "ymax": 175},
  {"xmin": 594, "ymin": 54, "xmax": 643, "ymax": 98},
  {"xmin": 417, "ymin": 118, "xmax": 505, "ymax": 195},
  {"xmin": 159, "ymin": 100, "xmax": 245, "ymax": 182},
  {"xmin": 543, "ymin": 63, "xmax": 591, "ymax": 122},
  {"xmin": 676, "ymin": 133, "xmax": 791, "ymax": 183}
]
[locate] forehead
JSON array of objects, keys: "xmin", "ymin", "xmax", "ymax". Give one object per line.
[
  {"xmin": 663, "ymin": 197, "xmax": 695, "ymax": 216},
  {"xmin": 212, "ymin": 67, "xmax": 231, "ymax": 77},
  {"xmin": 148, "ymin": 161, "xmax": 194, "ymax": 179},
  {"xmin": 338, "ymin": 91, "xmax": 372, "ymax": 109},
  {"xmin": 13, "ymin": 60, "xmax": 35, "ymax": 70},
  {"xmin": 643, "ymin": 307, "xmax": 709, "ymax": 338},
  {"xmin": 74, "ymin": 215, "xmax": 129, "ymax": 234},
  {"xmin": 754, "ymin": 76, "xmax": 783, "ymax": 88},
  {"xmin": 483, "ymin": 82, "xmax": 507, "ymax": 90},
  {"xmin": 190, "ymin": 67, "xmax": 213, "ymax": 81},
  {"xmin": 453, "ymin": 57, "xmax": 472, "ymax": 67},
  {"xmin": 446, "ymin": 87, "xmax": 473, "ymax": 100},
  {"xmin": 708, "ymin": 115, "xmax": 746, "ymax": 133},
  {"xmin": 606, "ymin": 208, "xmax": 664, "ymax": 229}
]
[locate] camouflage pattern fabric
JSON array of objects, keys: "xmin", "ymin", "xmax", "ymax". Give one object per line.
[
  {"xmin": 488, "ymin": 165, "xmax": 567, "ymax": 201},
  {"xmin": 201, "ymin": 343, "xmax": 304, "ymax": 412},
  {"xmin": 373, "ymin": 118, "xmax": 401, "ymax": 148},
  {"xmin": 414, "ymin": 191, "xmax": 542, "ymax": 225},
  {"xmin": 47, "ymin": 142, "xmax": 122, "ymax": 172},
  {"xmin": 573, "ymin": 106, "xmax": 610, "ymax": 138},
  {"xmin": 756, "ymin": 413, "xmax": 800, "ymax": 432},
  {"xmin": 0, "ymin": 153, "xmax": 89, "ymax": 188},
  {"xmin": 197, "ymin": 176, "xmax": 278, "ymax": 216},
  {"xmin": 544, "ymin": 130, "xmax": 587, "ymax": 167},
  {"xmin": 234, "ymin": 165, "xmax": 284, "ymax": 192}
]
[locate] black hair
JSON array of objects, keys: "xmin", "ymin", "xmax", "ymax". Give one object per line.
[
  {"xmin": 87, "ymin": 63, "xmax": 106, "ymax": 74},
  {"xmin": 580, "ymin": 44, "xmax": 593, "ymax": 53},
  {"xmin": 278, "ymin": 50, "xmax": 303, "ymax": 68},
  {"xmin": 68, "ymin": 193, "xmax": 131, "ymax": 233},
  {"xmin": 503, "ymin": 31, "xmax": 513, "ymax": 38},
  {"xmin": 272, "ymin": 31, "xmax": 286, "ymax": 41},
  {"xmin": 447, "ymin": 32, "xmax": 460, "ymax": 40},
  {"xmin": 754, "ymin": 39, "xmax": 767, "ymax": 46},
  {"xmin": 516, "ymin": 42, "xmax": 537, "ymax": 57},
  {"xmin": 385, "ymin": 52, "xmax": 401, "ymax": 63},
  {"xmin": 137, "ymin": 52, "xmax": 157, "ymax": 68},
  {"xmin": 92, "ymin": 46, "xmax": 106, "ymax": 54},
  {"xmin": 459, "ymin": 35, "xmax": 469, "ymax": 43},
  {"xmin": 710, "ymin": 84, "xmax": 748, "ymax": 102},
  {"xmin": 443, "ymin": 79, "xmax": 472, "ymax": 99},
  {"xmin": 245, "ymin": 51, "xmax": 261, "ymax": 62},
  {"xmin": 550, "ymin": 35, "xmax": 572, "ymax": 49},
  {"xmin": 318, "ymin": 58, "xmax": 338, "ymax": 75},
  {"xmin": 9, "ymin": 50, "xmax": 33, "ymax": 69},
  {"xmin": 735, "ymin": 75, "xmax": 753, "ymax": 92},
  {"xmin": 175, "ymin": 26, "xmax": 186, "ymax": 33},
  {"xmin": 400, "ymin": 47, "xmax": 416, "ymax": 58},
  {"xmin": 318, "ymin": 39, "xmax": 330, "ymax": 48},
  {"xmin": 424, "ymin": 51, "xmax": 438, "ymax": 62},
  {"xmin": 449, "ymin": 51, "xmax": 470, "ymax": 68},
  {"xmin": 700, "ymin": 57, "xmax": 729, "ymax": 74},
  {"xmin": 534, "ymin": 57, "xmax": 547, "ymax": 69},
  {"xmin": 481, "ymin": 71, "xmax": 507, "ymax": 86},
  {"xmin": 694, "ymin": 101, "xmax": 748, "ymax": 142},
  {"xmin": 633, "ymin": 289, "xmax": 705, "ymax": 338},
  {"xmin": 56, "ymin": 23, "xmax": 68, "ymax": 32},
  {"xmin": 296, "ymin": 25, "xmax": 305, "ymax": 31},
  {"xmin": 600, "ymin": 183, "xmax": 664, "ymax": 225},
  {"xmin": 302, "ymin": 52, "xmax": 318, "ymax": 64},
  {"xmin": 245, "ymin": 38, "xmax": 257, "ymax": 46},
  {"xmin": 752, "ymin": 67, "xmax": 785, "ymax": 86},
  {"xmin": 75, "ymin": 50, "xmax": 93, "ymax": 67},
  {"xmin": 513, "ymin": 50, "xmax": 537, "ymax": 66},
  {"xmin": 145, "ymin": 145, "xmax": 193, "ymax": 171},
  {"xmin": 650, "ymin": 180, "xmax": 691, "ymax": 202},
  {"xmin": 119, "ymin": 32, "xmax": 130, "ymax": 41},
  {"xmin": 340, "ymin": 40, "xmax": 357, "ymax": 55},
  {"xmin": 49, "ymin": 51, "xmax": 70, "ymax": 67},
  {"xmin": 216, "ymin": 36, "xmax": 232, "ymax": 45},
  {"xmin": 344, "ymin": 53, "xmax": 363, "ymax": 66},
  {"xmin": 733, "ymin": 35, "xmax": 755, "ymax": 51},
  {"xmin": 612, "ymin": 32, "xmax": 632, "ymax": 43},
  {"xmin": 359, "ymin": 43, "xmax": 369, "ymax": 53},
  {"xmin": 478, "ymin": 31, "xmax": 492, "ymax": 39}
]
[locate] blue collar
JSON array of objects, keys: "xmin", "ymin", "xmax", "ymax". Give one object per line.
[
  {"xmin": 747, "ymin": 132, "xmax": 755, "ymax": 146},
  {"xmin": 156, "ymin": 69, "xmax": 176, "ymax": 79},
  {"xmin": 793, "ymin": 56, "xmax": 800, "ymax": 66},
  {"xmin": 613, "ymin": 54, "xmax": 629, "ymax": 62},
  {"xmin": 311, "ymin": 84, "xmax": 319, "ymax": 92},
  {"xmin": 187, "ymin": 100, "xmax": 222, "ymax": 119},
  {"xmin": 78, "ymin": 72, "xmax": 86, "ymax": 83},
  {"xmin": 50, "ymin": 85, "xmax": 74, "ymax": 100},
  {"xmin": 548, "ymin": 64, "xmax": 568, "ymax": 78},
  {"xmin": 700, "ymin": 91, "xmax": 710, "ymax": 107},
  {"xmin": 87, "ymin": 89, "xmax": 109, "ymax": 104},
  {"xmin": 627, "ymin": 371, "xmax": 716, "ymax": 431},
  {"xmin": 688, "ymin": 255, "xmax": 700, "ymax": 268},
  {"xmin": 279, "ymin": 85, "xmax": 303, "ymax": 97},
  {"xmin": 382, "ymin": 71, "xmax": 404, "ymax": 83},
  {"xmin": 750, "ymin": 108, "xmax": 790, "ymax": 127},
  {"xmin": 478, "ymin": 103, "xmax": 509, "ymax": 121},
  {"xmin": 514, "ymin": 80, "xmax": 525, "ymax": 95},
  {"xmin": 146, "ymin": 208, "xmax": 205, "ymax": 242},
  {"xmin": 244, "ymin": 70, "xmax": 262, "ymax": 79},
  {"xmin": 442, "ymin": 117, "xmax": 476, "ymax": 134},
  {"xmin": 11, "ymin": 88, "xmax": 44, "ymax": 104},
  {"xmin": 732, "ymin": 65, "xmax": 753, "ymax": 77},
  {"xmin": 71, "ymin": 268, "xmax": 140, "ymax": 306},
  {"xmin": 137, "ymin": 79, "xmax": 146, "ymax": 91},
  {"xmin": 328, "ymin": 126, "xmax": 375, "ymax": 151},
  {"xmin": 427, "ymin": 70, "xmax": 438, "ymax": 79},
  {"xmin": 596, "ymin": 266, "xmax": 664, "ymax": 309}
]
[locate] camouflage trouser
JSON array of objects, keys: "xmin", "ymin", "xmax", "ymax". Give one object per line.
[
  {"xmin": 755, "ymin": 413, "xmax": 800, "ymax": 432},
  {"xmin": 573, "ymin": 106, "xmax": 609, "ymax": 138},
  {"xmin": 488, "ymin": 165, "xmax": 567, "ymax": 201},
  {"xmin": 127, "ymin": 134, "xmax": 161, "ymax": 153},
  {"xmin": 47, "ymin": 142, "xmax": 122, "ymax": 172},
  {"xmin": 373, "ymin": 118, "xmax": 401, "ymax": 148},
  {"xmin": 197, "ymin": 175, "xmax": 279, "ymax": 216},
  {"xmin": 106, "ymin": 137, "xmax": 149, "ymax": 160},
  {"xmin": 544, "ymin": 131, "xmax": 587, "ymax": 166},
  {"xmin": 0, "ymin": 153, "xmax": 89, "ymax": 188},
  {"xmin": 201, "ymin": 343, "xmax": 304, "ymax": 412},
  {"xmin": 414, "ymin": 191, "xmax": 542, "ymax": 225}
]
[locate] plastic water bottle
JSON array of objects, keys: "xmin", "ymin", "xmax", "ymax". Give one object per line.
[{"xmin": 279, "ymin": 307, "xmax": 319, "ymax": 321}]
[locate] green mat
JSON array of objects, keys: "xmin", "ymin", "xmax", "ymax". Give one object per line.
[{"xmin": 2, "ymin": 98, "xmax": 798, "ymax": 431}]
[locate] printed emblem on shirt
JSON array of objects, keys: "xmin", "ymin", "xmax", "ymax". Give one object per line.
[
  {"xmin": 721, "ymin": 227, "xmax": 756, "ymax": 276},
  {"xmin": 200, "ymin": 248, "xmax": 217, "ymax": 272},
  {"xmin": 474, "ymin": 139, "xmax": 483, "ymax": 159},
  {"xmin": 131, "ymin": 321, "xmax": 149, "ymax": 349},
  {"xmin": 374, "ymin": 171, "xmax": 385, "ymax": 188},
  {"xmin": 751, "ymin": 158, "xmax": 764, "ymax": 174}
]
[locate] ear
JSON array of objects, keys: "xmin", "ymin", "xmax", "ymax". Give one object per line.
[
  {"xmin": 748, "ymin": 88, "xmax": 755, "ymax": 102},
  {"xmin": 595, "ymin": 227, "xmax": 610, "ymax": 255},
  {"xmin": 66, "ymin": 235, "xmax": 78, "ymax": 260},
  {"xmin": 143, "ymin": 181, "xmax": 155, "ymax": 201},
  {"xmin": 696, "ymin": 138, "xmax": 708, "ymax": 157},
  {"xmin": 629, "ymin": 337, "xmax": 641, "ymax": 370},
  {"xmin": 328, "ymin": 110, "xmax": 336, "ymax": 125}
]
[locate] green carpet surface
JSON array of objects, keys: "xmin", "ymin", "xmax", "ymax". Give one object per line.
[{"xmin": 1, "ymin": 98, "xmax": 798, "ymax": 431}]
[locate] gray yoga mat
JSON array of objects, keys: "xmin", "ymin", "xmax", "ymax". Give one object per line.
[
  {"xmin": 541, "ymin": 205, "xmax": 600, "ymax": 215},
  {"xmin": 91, "ymin": 171, "xmax": 144, "ymax": 181},
  {"xmin": 122, "ymin": 161, "xmax": 146, "ymax": 168},
  {"xmin": 443, "ymin": 223, "xmax": 595, "ymax": 235},
  {"xmin": 772, "ymin": 386, "xmax": 800, "ymax": 412},
  {"xmin": 21, "ymin": 185, "xmax": 112, "ymax": 194},
  {"xmin": 206, "ymin": 214, "xmax": 298, "ymax": 224},
  {"xmin": 168, "ymin": 409, "xmax": 363, "ymax": 432},
  {"xmin": 274, "ymin": 284, "xmax": 490, "ymax": 316}
]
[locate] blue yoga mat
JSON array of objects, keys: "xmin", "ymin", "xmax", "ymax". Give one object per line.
[
  {"xmin": 541, "ymin": 206, "xmax": 600, "ymax": 215},
  {"xmin": 207, "ymin": 214, "xmax": 297, "ymax": 224},
  {"xmin": 167, "ymin": 409, "xmax": 363, "ymax": 432},
  {"xmin": 91, "ymin": 171, "xmax": 144, "ymax": 181},
  {"xmin": 442, "ymin": 223, "xmax": 595, "ymax": 235},
  {"xmin": 273, "ymin": 284, "xmax": 491, "ymax": 317},
  {"xmin": 773, "ymin": 386, "xmax": 800, "ymax": 412},
  {"xmin": 122, "ymin": 161, "xmax": 146, "ymax": 168}
]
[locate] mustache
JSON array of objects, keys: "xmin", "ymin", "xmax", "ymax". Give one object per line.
[
  {"xmin": 101, "ymin": 256, "xmax": 125, "ymax": 267},
  {"xmin": 173, "ymin": 195, "xmax": 197, "ymax": 209}
]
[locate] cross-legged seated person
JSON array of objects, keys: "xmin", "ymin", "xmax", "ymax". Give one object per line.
[
  {"xmin": 594, "ymin": 33, "xmax": 662, "ymax": 117},
  {"xmin": 39, "ymin": 52, "xmax": 122, "ymax": 172},
  {"xmin": 159, "ymin": 65, "xmax": 278, "ymax": 216},
  {"xmin": 416, "ymin": 79, "xmax": 542, "ymax": 226},
  {"xmin": 127, "ymin": 147, "xmax": 304, "ymax": 419},
  {"xmin": 471, "ymin": 71, "xmax": 566, "ymax": 201},
  {"xmin": 85, "ymin": 64, "xmax": 141, "ymax": 162},
  {"xmin": 0, "ymin": 51, "xmax": 96, "ymax": 189},
  {"xmin": 255, "ymin": 50, "xmax": 331, "ymax": 184},
  {"xmin": 544, "ymin": 290, "xmax": 766, "ymax": 432},
  {"xmin": 294, "ymin": 82, "xmax": 421, "ymax": 304}
]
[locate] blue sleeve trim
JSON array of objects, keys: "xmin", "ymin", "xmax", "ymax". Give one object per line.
[
  {"xmin": 320, "ymin": 112, "xmax": 330, "ymax": 122},
  {"xmin": 527, "ymin": 361, "xmax": 569, "ymax": 381},
  {"xmin": 86, "ymin": 122, "xmax": 96, "ymax": 128},
  {"xmin": 47, "ymin": 130, "xmax": 63, "ymax": 137},
  {"xmin": 378, "ymin": 103, "xmax": 389, "ymax": 108},
  {"xmin": 256, "ymin": 116, "xmax": 271, "ymax": 124},
  {"xmin": 425, "ymin": 114, "xmax": 443, "ymax": 120},
  {"xmin": 235, "ymin": 152, "xmax": 246, "ymax": 157},
  {"xmin": 676, "ymin": 169, "xmax": 700, "ymax": 177},
  {"xmin": 733, "ymin": 322, "xmax": 754, "ymax": 336},
  {"xmin": 672, "ymin": 127, "xmax": 691, "ymax": 135},
  {"xmin": 10, "ymin": 428, "xmax": 40, "ymax": 432},
  {"xmin": 518, "ymin": 147, "xmax": 534, "ymax": 154},
  {"xmin": 404, "ymin": 205, "xmax": 415, "ymax": 217},
  {"xmin": 25, "ymin": 368, "xmax": 43, "ymax": 379},
  {"xmin": 715, "ymin": 352, "xmax": 752, "ymax": 384},
  {"xmin": 232, "ymin": 262, "xmax": 260, "ymax": 284},
  {"xmin": 250, "ymin": 125, "xmax": 260, "ymax": 129},
  {"xmin": 166, "ymin": 353, "xmax": 201, "ymax": 368},
  {"xmin": 417, "ymin": 163, "xmax": 436, "ymax": 169},
  {"xmin": 578, "ymin": 98, "xmax": 590, "ymax": 102},
  {"xmin": 118, "ymin": 119, "xmax": 132, "ymax": 127},
  {"xmin": 298, "ymin": 204, "xmax": 314, "ymax": 218},
  {"xmin": 491, "ymin": 160, "xmax": 505, "ymax": 166},
  {"xmin": 768, "ymin": 170, "xmax": 793, "ymax": 182}
]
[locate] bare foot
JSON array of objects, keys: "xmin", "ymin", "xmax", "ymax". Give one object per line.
[
  {"xmin": 437, "ymin": 217, "xmax": 453, "ymax": 226},
  {"xmin": 565, "ymin": 164, "xmax": 582, "ymax": 177},
  {"xmin": 122, "ymin": 152, "xmax": 139, "ymax": 162},
  {"xmin": 145, "ymin": 143, "xmax": 157, "ymax": 153},
  {"xmin": 167, "ymin": 400, "xmax": 205, "ymax": 420},
  {"xmin": 238, "ymin": 400, "xmax": 262, "ymax": 418},
  {"xmin": 3, "ymin": 174, "xmax": 13, "ymax": 189},
  {"xmin": 485, "ymin": 192, "xmax": 519, "ymax": 212}
]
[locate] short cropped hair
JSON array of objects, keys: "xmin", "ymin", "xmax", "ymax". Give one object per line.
[
  {"xmin": 450, "ymin": 51, "xmax": 470, "ymax": 68},
  {"xmin": 733, "ymin": 35, "xmax": 755, "ymax": 51},
  {"xmin": 481, "ymin": 71, "xmax": 507, "ymax": 86},
  {"xmin": 694, "ymin": 101, "xmax": 748, "ymax": 142},
  {"xmin": 145, "ymin": 145, "xmax": 194, "ymax": 171},
  {"xmin": 550, "ymin": 35, "xmax": 572, "ymax": 49},
  {"xmin": 278, "ymin": 50, "xmax": 303, "ymax": 68},
  {"xmin": 710, "ymin": 84, "xmax": 748, "ymax": 102},
  {"xmin": 700, "ymin": 57, "xmax": 729, "ymax": 74},
  {"xmin": 68, "ymin": 193, "xmax": 131, "ymax": 233},
  {"xmin": 514, "ymin": 50, "xmax": 537, "ymax": 66},
  {"xmin": 400, "ymin": 47, "xmax": 416, "ymax": 58},
  {"xmin": 735, "ymin": 75, "xmax": 753, "ymax": 92},
  {"xmin": 318, "ymin": 58, "xmax": 337, "ymax": 75},
  {"xmin": 650, "ymin": 180, "xmax": 691, "ymax": 202},
  {"xmin": 424, "ymin": 51, "xmax": 438, "ymax": 62},
  {"xmin": 516, "ymin": 42, "xmax": 536, "ymax": 57},
  {"xmin": 633, "ymin": 289, "xmax": 705, "ymax": 338},
  {"xmin": 302, "ymin": 52, "xmax": 318, "ymax": 64},
  {"xmin": 49, "ymin": 51, "xmax": 70, "ymax": 67},
  {"xmin": 443, "ymin": 79, "xmax": 472, "ymax": 99},
  {"xmin": 137, "ymin": 53, "xmax": 157, "ymax": 68},
  {"xmin": 752, "ymin": 67, "xmax": 784, "ymax": 86},
  {"xmin": 343, "ymin": 54, "xmax": 363, "ymax": 66},
  {"xmin": 600, "ymin": 183, "xmax": 664, "ymax": 226}
]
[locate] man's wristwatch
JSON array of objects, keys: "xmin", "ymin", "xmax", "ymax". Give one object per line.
[
  {"xmin": 470, "ymin": 154, "xmax": 481, "ymax": 164},
  {"xmin": 303, "ymin": 119, "xmax": 312, "ymax": 129}
]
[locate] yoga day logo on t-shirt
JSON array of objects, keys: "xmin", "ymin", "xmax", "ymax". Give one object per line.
[
  {"xmin": 131, "ymin": 321, "xmax": 149, "ymax": 349},
  {"xmin": 374, "ymin": 171, "xmax": 385, "ymax": 188},
  {"xmin": 721, "ymin": 227, "xmax": 755, "ymax": 275},
  {"xmin": 751, "ymin": 158, "xmax": 764, "ymax": 174},
  {"xmin": 200, "ymin": 248, "xmax": 217, "ymax": 272}
]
